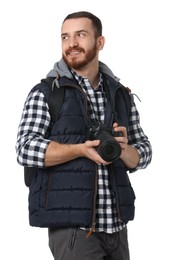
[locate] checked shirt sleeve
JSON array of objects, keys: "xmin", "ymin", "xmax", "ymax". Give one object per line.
[
  {"xmin": 127, "ymin": 97, "xmax": 152, "ymax": 172},
  {"xmin": 15, "ymin": 90, "xmax": 51, "ymax": 167}
]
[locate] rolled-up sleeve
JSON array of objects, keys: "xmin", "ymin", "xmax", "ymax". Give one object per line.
[
  {"xmin": 15, "ymin": 90, "xmax": 51, "ymax": 167},
  {"xmin": 127, "ymin": 97, "xmax": 152, "ymax": 172}
]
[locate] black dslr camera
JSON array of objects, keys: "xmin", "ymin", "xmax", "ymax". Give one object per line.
[{"xmin": 88, "ymin": 123, "xmax": 122, "ymax": 162}]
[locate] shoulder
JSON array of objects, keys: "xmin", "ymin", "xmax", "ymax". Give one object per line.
[{"xmin": 29, "ymin": 77, "xmax": 56, "ymax": 102}]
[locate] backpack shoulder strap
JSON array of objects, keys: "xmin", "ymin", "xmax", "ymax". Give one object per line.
[
  {"xmin": 30, "ymin": 77, "xmax": 65, "ymax": 124},
  {"xmin": 42, "ymin": 77, "xmax": 65, "ymax": 123},
  {"xmin": 119, "ymin": 84, "xmax": 132, "ymax": 117}
]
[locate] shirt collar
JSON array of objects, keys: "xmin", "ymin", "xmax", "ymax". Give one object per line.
[{"xmin": 71, "ymin": 69, "xmax": 103, "ymax": 91}]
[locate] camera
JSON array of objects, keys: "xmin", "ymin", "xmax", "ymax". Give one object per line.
[{"xmin": 88, "ymin": 123, "xmax": 122, "ymax": 162}]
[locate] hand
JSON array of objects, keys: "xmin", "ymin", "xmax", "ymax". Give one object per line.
[
  {"xmin": 113, "ymin": 122, "xmax": 128, "ymax": 159},
  {"xmin": 113, "ymin": 122, "xmax": 140, "ymax": 168},
  {"xmin": 82, "ymin": 140, "xmax": 111, "ymax": 165}
]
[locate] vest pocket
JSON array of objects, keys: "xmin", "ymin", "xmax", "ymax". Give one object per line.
[{"xmin": 45, "ymin": 173, "xmax": 52, "ymax": 208}]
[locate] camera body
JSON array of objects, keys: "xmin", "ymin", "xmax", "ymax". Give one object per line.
[{"xmin": 88, "ymin": 123, "xmax": 122, "ymax": 162}]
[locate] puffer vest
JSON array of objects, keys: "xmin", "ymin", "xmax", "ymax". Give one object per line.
[{"xmin": 28, "ymin": 73, "xmax": 135, "ymax": 228}]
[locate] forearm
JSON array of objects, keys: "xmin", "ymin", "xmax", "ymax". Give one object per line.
[
  {"xmin": 44, "ymin": 141, "xmax": 83, "ymax": 167},
  {"xmin": 44, "ymin": 140, "xmax": 110, "ymax": 167},
  {"xmin": 120, "ymin": 144, "xmax": 140, "ymax": 169}
]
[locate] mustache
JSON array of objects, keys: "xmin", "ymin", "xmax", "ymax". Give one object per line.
[{"xmin": 66, "ymin": 47, "xmax": 85, "ymax": 55}]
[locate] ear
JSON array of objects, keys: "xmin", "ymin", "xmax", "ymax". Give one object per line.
[{"xmin": 97, "ymin": 36, "xmax": 105, "ymax": 50}]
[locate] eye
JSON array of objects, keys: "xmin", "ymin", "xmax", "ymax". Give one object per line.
[
  {"xmin": 77, "ymin": 32, "xmax": 86, "ymax": 38},
  {"xmin": 61, "ymin": 35, "xmax": 69, "ymax": 41}
]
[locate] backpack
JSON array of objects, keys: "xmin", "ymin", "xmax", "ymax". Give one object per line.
[
  {"xmin": 24, "ymin": 76, "xmax": 132, "ymax": 187},
  {"xmin": 24, "ymin": 77, "xmax": 65, "ymax": 187}
]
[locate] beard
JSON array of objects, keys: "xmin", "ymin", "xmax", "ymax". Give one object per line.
[{"xmin": 62, "ymin": 43, "xmax": 98, "ymax": 70}]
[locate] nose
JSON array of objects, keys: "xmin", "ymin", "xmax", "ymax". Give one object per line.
[{"xmin": 68, "ymin": 36, "xmax": 78, "ymax": 48}]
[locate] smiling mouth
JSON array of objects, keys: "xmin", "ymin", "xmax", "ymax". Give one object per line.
[
  {"xmin": 68, "ymin": 51, "xmax": 80, "ymax": 56},
  {"xmin": 66, "ymin": 48, "xmax": 84, "ymax": 57}
]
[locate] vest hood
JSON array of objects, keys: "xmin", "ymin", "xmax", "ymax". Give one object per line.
[{"xmin": 47, "ymin": 58, "xmax": 120, "ymax": 82}]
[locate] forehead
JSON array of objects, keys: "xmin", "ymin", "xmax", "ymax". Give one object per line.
[{"xmin": 61, "ymin": 18, "xmax": 93, "ymax": 34}]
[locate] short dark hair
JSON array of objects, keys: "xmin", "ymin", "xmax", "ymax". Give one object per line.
[{"xmin": 63, "ymin": 11, "xmax": 102, "ymax": 37}]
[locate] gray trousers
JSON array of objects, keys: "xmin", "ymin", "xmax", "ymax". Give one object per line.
[{"xmin": 48, "ymin": 227, "xmax": 130, "ymax": 260}]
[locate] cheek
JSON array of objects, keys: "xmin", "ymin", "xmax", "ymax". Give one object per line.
[{"xmin": 61, "ymin": 44, "xmax": 67, "ymax": 54}]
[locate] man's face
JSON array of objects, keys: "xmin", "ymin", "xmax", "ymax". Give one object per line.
[{"xmin": 61, "ymin": 18, "xmax": 100, "ymax": 69}]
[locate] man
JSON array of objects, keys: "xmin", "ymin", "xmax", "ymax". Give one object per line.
[{"xmin": 16, "ymin": 11, "xmax": 152, "ymax": 260}]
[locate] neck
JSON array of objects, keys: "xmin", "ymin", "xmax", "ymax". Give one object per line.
[{"xmin": 73, "ymin": 60, "xmax": 100, "ymax": 88}]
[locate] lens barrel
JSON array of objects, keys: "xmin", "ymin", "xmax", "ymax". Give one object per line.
[{"xmin": 96, "ymin": 131, "xmax": 121, "ymax": 162}]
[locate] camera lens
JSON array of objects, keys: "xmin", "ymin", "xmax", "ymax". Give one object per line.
[
  {"xmin": 96, "ymin": 131, "xmax": 121, "ymax": 162},
  {"xmin": 88, "ymin": 123, "xmax": 122, "ymax": 162},
  {"xmin": 98, "ymin": 139, "xmax": 121, "ymax": 162}
]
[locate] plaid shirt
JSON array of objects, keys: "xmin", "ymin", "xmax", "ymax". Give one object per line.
[{"xmin": 16, "ymin": 71, "xmax": 152, "ymax": 233}]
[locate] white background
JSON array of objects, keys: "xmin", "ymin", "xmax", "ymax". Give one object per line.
[{"xmin": 0, "ymin": 0, "xmax": 168, "ymax": 259}]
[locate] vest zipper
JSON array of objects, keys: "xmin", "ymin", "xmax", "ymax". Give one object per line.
[{"xmin": 86, "ymin": 165, "xmax": 98, "ymax": 238}]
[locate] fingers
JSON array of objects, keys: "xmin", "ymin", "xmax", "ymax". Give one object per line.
[
  {"xmin": 112, "ymin": 123, "xmax": 128, "ymax": 153},
  {"xmin": 85, "ymin": 140, "xmax": 100, "ymax": 148},
  {"xmin": 84, "ymin": 140, "xmax": 110, "ymax": 165},
  {"xmin": 113, "ymin": 123, "xmax": 127, "ymax": 137}
]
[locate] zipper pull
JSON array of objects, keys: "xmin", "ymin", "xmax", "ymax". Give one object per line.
[{"xmin": 86, "ymin": 224, "xmax": 95, "ymax": 238}]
